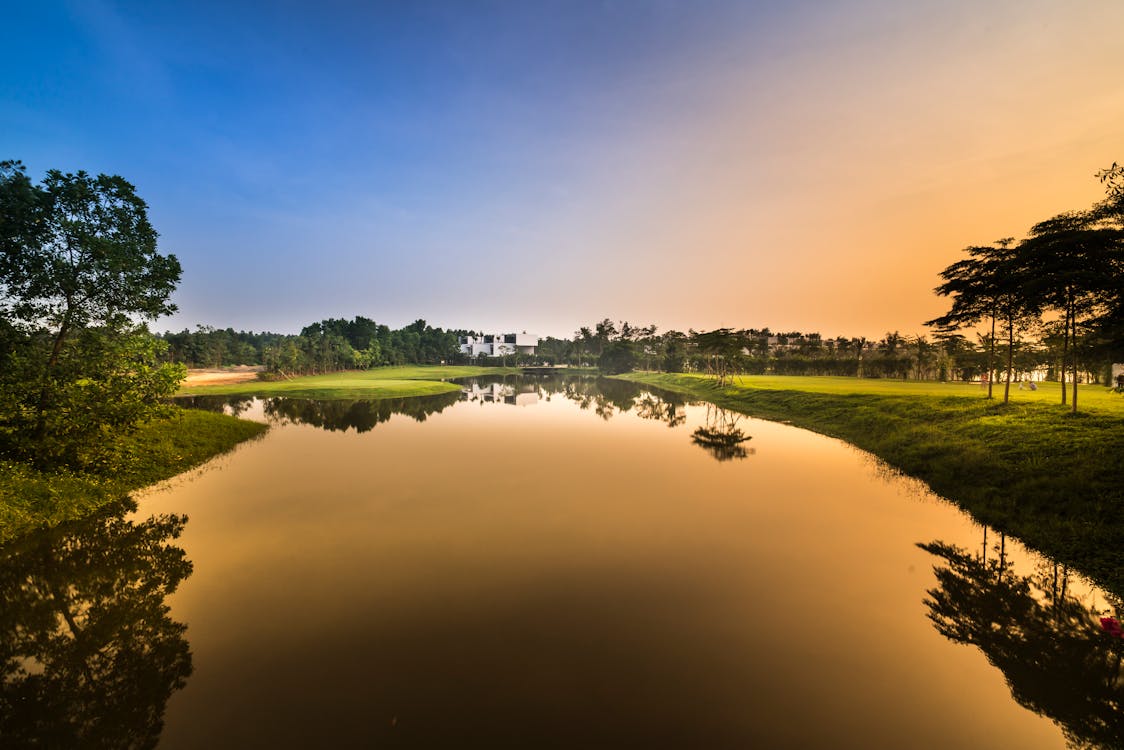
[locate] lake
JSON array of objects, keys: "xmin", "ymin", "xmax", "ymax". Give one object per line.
[{"xmin": 3, "ymin": 375, "xmax": 1121, "ymax": 748}]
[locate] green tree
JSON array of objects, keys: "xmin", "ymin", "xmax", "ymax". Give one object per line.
[
  {"xmin": 1019, "ymin": 211, "xmax": 1124, "ymax": 412},
  {"xmin": 0, "ymin": 161, "xmax": 184, "ymax": 469},
  {"xmin": 693, "ymin": 328, "xmax": 746, "ymax": 386},
  {"xmin": 926, "ymin": 243, "xmax": 1017, "ymax": 400},
  {"xmin": 598, "ymin": 340, "xmax": 637, "ymax": 374}
]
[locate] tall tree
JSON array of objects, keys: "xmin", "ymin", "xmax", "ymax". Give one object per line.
[
  {"xmin": 593, "ymin": 318, "xmax": 617, "ymax": 357},
  {"xmin": 926, "ymin": 244, "xmax": 1009, "ymax": 400},
  {"xmin": 0, "ymin": 161, "xmax": 184, "ymax": 468},
  {"xmin": 1019, "ymin": 211, "xmax": 1124, "ymax": 412}
]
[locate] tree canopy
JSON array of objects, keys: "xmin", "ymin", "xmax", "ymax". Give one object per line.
[{"xmin": 0, "ymin": 161, "xmax": 184, "ymax": 469}]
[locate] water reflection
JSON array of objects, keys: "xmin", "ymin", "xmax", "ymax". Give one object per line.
[
  {"xmin": 0, "ymin": 499, "xmax": 193, "ymax": 747},
  {"xmin": 179, "ymin": 376, "xmax": 751, "ymax": 462},
  {"xmin": 176, "ymin": 394, "xmax": 256, "ymax": 416},
  {"xmin": 919, "ymin": 537, "xmax": 1124, "ymax": 748},
  {"xmin": 461, "ymin": 375, "xmax": 752, "ymax": 460},
  {"xmin": 150, "ymin": 376, "xmax": 1110, "ymax": 746},
  {"xmin": 263, "ymin": 392, "xmax": 461, "ymax": 433},
  {"xmin": 691, "ymin": 404, "xmax": 754, "ymax": 462},
  {"xmin": 461, "ymin": 380, "xmax": 541, "ymax": 406}
]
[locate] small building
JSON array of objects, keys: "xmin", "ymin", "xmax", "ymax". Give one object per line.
[{"xmin": 459, "ymin": 332, "xmax": 538, "ymax": 357}]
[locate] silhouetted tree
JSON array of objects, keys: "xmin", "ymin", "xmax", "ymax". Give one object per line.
[{"xmin": 0, "ymin": 499, "xmax": 193, "ymax": 748}]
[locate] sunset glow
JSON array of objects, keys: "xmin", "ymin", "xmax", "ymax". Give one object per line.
[{"xmin": 4, "ymin": 0, "xmax": 1122, "ymax": 337}]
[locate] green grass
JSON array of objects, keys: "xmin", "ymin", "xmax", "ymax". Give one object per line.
[
  {"xmin": 685, "ymin": 374, "xmax": 1124, "ymax": 411},
  {"xmin": 618, "ymin": 372, "xmax": 1124, "ymax": 596},
  {"xmin": 0, "ymin": 408, "xmax": 267, "ymax": 545},
  {"xmin": 178, "ymin": 365, "xmax": 521, "ymax": 399}
]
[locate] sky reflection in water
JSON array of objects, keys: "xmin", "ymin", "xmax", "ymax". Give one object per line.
[{"xmin": 13, "ymin": 376, "xmax": 1119, "ymax": 748}]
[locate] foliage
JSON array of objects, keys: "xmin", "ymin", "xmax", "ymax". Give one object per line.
[
  {"xmin": 2, "ymin": 327, "xmax": 186, "ymax": 470},
  {"xmin": 598, "ymin": 340, "xmax": 637, "ymax": 374},
  {"xmin": 0, "ymin": 161, "xmax": 185, "ymax": 470},
  {"xmin": 160, "ymin": 317, "xmax": 471, "ymax": 374}
]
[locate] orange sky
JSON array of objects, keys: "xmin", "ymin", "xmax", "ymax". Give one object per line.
[{"xmin": 558, "ymin": 1, "xmax": 1124, "ymax": 339}]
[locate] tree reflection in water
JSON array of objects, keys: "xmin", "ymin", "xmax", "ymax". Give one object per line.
[
  {"xmin": 179, "ymin": 375, "xmax": 751, "ymax": 463},
  {"xmin": 174, "ymin": 394, "xmax": 255, "ymax": 415},
  {"xmin": 691, "ymin": 404, "xmax": 754, "ymax": 462},
  {"xmin": 263, "ymin": 391, "xmax": 461, "ymax": 432},
  {"xmin": 919, "ymin": 538, "xmax": 1124, "ymax": 749},
  {"xmin": 0, "ymin": 498, "xmax": 192, "ymax": 748}
]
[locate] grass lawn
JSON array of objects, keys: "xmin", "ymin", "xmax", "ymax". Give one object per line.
[
  {"xmin": 619, "ymin": 372, "xmax": 1124, "ymax": 597},
  {"xmin": 0, "ymin": 408, "xmax": 267, "ymax": 545},
  {"xmin": 177, "ymin": 365, "xmax": 520, "ymax": 399}
]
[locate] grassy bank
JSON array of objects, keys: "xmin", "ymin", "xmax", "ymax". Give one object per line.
[
  {"xmin": 178, "ymin": 365, "xmax": 521, "ymax": 399},
  {"xmin": 619, "ymin": 372, "xmax": 1124, "ymax": 596},
  {"xmin": 0, "ymin": 408, "xmax": 267, "ymax": 544}
]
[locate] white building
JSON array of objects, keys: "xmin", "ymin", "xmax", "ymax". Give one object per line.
[{"xmin": 459, "ymin": 332, "xmax": 538, "ymax": 357}]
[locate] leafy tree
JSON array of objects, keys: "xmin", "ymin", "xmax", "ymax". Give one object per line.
[
  {"xmin": 693, "ymin": 328, "xmax": 746, "ymax": 386},
  {"xmin": 1019, "ymin": 211, "xmax": 1124, "ymax": 412},
  {"xmin": 598, "ymin": 340, "xmax": 637, "ymax": 374},
  {"xmin": 926, "ymin": 243, "xmax": 1016, "ymax": 400},
  {"xmin": 593, "ymin": 318, "xmax": 617, "ymax": 357},
  {"xmin": 661, "ymin": 330, "xmax": 687, "ymax": 373},
  {"xmin": 0, "ymin": 161, "xmax": 184, "ymax": 469},
  {"xmin": 1096, "ymin": 161, "xmax": 1124, "ymax": 216}
]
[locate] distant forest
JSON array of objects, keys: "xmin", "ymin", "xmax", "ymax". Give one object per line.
[
  {"xmin": 160, "ymin": 318, "xmax": 463, "ymax": 375},
  {"xmin": 158, "ymin": 315, "xmax": 1120, "ymax": 385}
]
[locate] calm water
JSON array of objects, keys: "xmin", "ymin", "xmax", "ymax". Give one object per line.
[{"xmin": 3, "ymin": 376, "xmax": 1122, "ymax": 748}]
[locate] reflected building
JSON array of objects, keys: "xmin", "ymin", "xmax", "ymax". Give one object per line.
[{"xmin": 460, "ymin": 380, "xmax": 540, "ymax": 406}]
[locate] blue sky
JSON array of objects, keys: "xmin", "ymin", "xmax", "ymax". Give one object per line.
[{"xmin": 4, "ymin": 1, "xmax": 1123, "ymax": 337}]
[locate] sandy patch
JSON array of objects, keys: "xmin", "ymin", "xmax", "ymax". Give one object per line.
[{"xmin": 183, "ymin": 367, "xmax": 263, "ymax": 386}]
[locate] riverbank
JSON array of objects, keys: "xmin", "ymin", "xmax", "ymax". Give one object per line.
[
  {"xmin": 618, "ymin": 372, "xmax": 1124, "ymax": 596},
  {"xmin": 177, "ymin": 365, "xmax": 521, "ymax": 399},
  {"xmin": 0, "ymin": 408, "xmax": 267, "ymax": 544}
]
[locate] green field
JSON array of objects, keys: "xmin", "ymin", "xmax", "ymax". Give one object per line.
[
  {"xmin": 619, "ymin": 372, "xmax": 1124, "ymax": 596},
  {"xmin": 178, "ymin": 365, "xmax": 521, "ymax": 399},
  {"xmin": 686, "ymin": 374, "xmax": 1122, "ymax": 410},
  {"xmin": 0, "ymin": 409, "xmax": 267, "ymax": 544}
]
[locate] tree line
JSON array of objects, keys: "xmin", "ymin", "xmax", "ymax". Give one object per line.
[
  {"xmin": 926, "ymin": 163, "xmax": 1124, "ymax": 409},
  {"xmin": 159, "ymin": 317, "xmax": 463, "ymax": 375}
]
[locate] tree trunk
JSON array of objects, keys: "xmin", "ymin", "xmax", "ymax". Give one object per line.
[
  {"xmin": 1060, "ymin": 302, "xmax": 1069, "ymax": 405},
  {"xmin": 1003, "ymin": 315, "xmax": 1014, "ymax": 404},
  {"xmin": 987, "ymin": 313, "xmax": 996, "ymax": 399},
  {"xmin": 1071, "ymin": 307, "xmax": 1079, "ymax": 414},
  {"xmin": 33, "ymin": 319, "xmax": 72, "ymax": 444}
]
